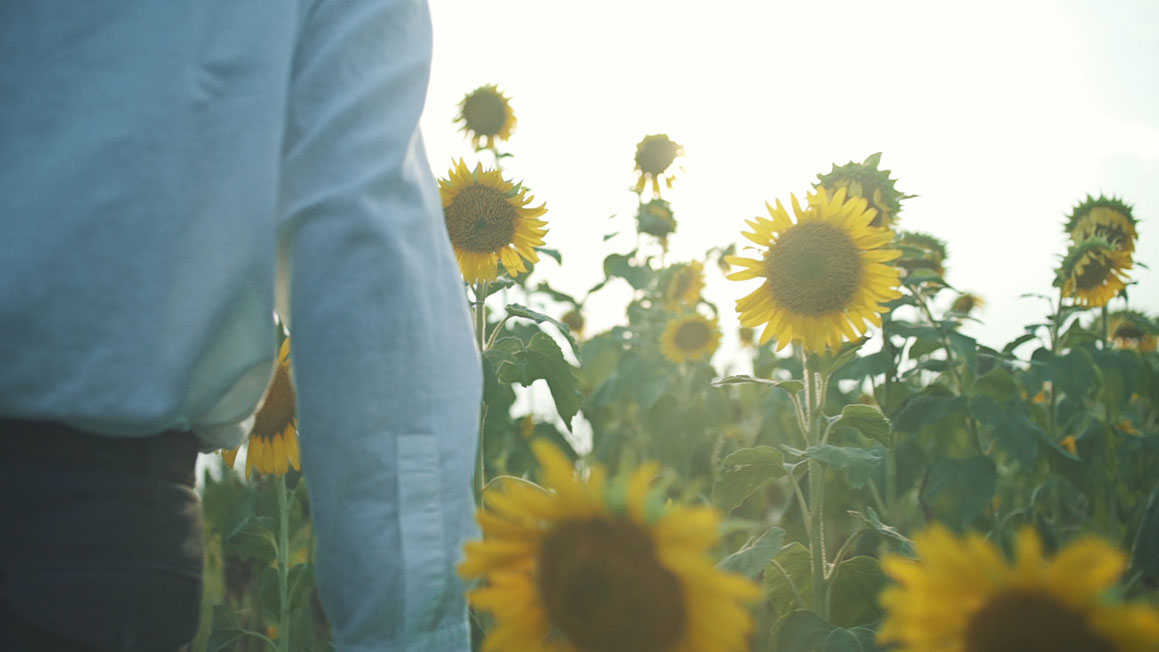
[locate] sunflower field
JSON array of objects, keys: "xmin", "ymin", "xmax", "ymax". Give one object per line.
[{"xmin": 194, "ymin": 83, "xmax": 1159, "ymax": 652}]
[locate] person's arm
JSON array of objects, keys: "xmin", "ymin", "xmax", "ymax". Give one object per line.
[{"xmin": 277, "ymin": 0, "xmax": 481, "ymax": 649}]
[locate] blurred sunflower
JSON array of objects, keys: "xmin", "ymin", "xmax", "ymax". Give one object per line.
[
  {"xmin": 637, "ymin": 198, "xmax": 677, "ymax": 239},
  {"xmin": 726, "ymin": 187, "xmax": 902, "ymax": 352},
  {"xmin": 879, "ymin": 526, "xmax": 1159, "ymax": 652},
  {"xmin": 815, "ymin": 152, "xmax": 909, "ymax": 229},
  {"xmin": 439, "ymin": 159, "xmax": 548, "ymax": 284},
  {"xmin": 459, "ymin": 441, "xmax": 759, "ymax": 652},
  {"xmin": 1066, "ymin": 195, "xmax": 1138, "ymax": 255},
  {"xmin": 634, "ymin": 134, "xmax": 683, "ymax": 197},
  {"xmin": 895, "ymin": 231, "xmax": 948, "ymax": 278},
  {"xmin": 1107, "ymin": 310, "xmax": 1157, "ymax": 352},
  {"xmin": 222, "ymin": 338, "xmax": 300, "ymax": 477},
  {"xmin": 1057, "ymin": 236, "xmax": 1131, "ymax": 308},
  {"xmin": 560, "ymin": 308, "xmax": 585, "ymax": 339},
  {"xmin": 951, "ymin": 292, "xmax": 986, "ymax": 316},
  {"xmin": 661, "ymin": 314, "xmax": 720, "ymax": 364},
  {"xmin": 457, "ymin": 84, "xmax": 517, "ymax": 149},
  {"xmin": 662, "ymin": 261, "xmax": 705, "ymax": 311}
]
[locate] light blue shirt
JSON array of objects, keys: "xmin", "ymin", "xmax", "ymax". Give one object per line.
[{"xmin": 0, "ymin": 1, "xmax": 481, "ymax": 650}]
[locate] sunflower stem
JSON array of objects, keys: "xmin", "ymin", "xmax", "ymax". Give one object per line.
[
  {"xmin": 474, "ymin": 280, "xmax": 489, "ymax": 506},
  {"xmin": 1101, "ymin": 304, "xmax": 1109, "ymax": 350},
  {"xmin": 276, "ymin": 474, "xmax": 290, "ymax": 652},
  {"xmin": 801, "ymin": 352, "xmax": 829, "ymax": 619}
]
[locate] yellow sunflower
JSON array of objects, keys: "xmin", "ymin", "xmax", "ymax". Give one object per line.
[
  {"xmin": 1066, "ymin": 195, "xmax": 1138, "ymax": 255},
  {"xmin": 222, "ymin": 338, "xmax": 301, "ymax": 477},
  {"xmin": 457, "ymin": 84, "xmax": 517, "ymax": 149},
  {"xmin": 661, "ymin": 314, "xmax": 721, "ymax": 364},
  {"xmin": 879, "ymin": 526, "xmax": 1159, "ymax": 652},
  {"xmin": 815, "ymin": 152, "xmax": 908, "ymax": 230},
  {"xmin": 1058, "ymin": 236, "xmax": 1132, "ymax": 308},
  {"xmin": 1107, "ymin": 310, "xmax": 1158, "ymax": 352},
  {"xmin": 726, "ymin": 187, "xmax": 902, "ymax": 353},
  {"xmin": 459, "ymin": 441, "xmax": 760, "ymax": 652},
  {"xmin": 439, "ymin": 159, "xmax": 548, "ymax": 284},
  {"xmin": 634, "ymin": 134, "xmax": 684, "ymax": 197},
  {"xmin": 662, "ymin": 261, "xmax": 705, "ymax": 311}
]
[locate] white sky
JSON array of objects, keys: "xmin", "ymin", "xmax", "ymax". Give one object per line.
[{"xmin": 421, "ymin": 0, "xmax": 1159, "ymax": 355}]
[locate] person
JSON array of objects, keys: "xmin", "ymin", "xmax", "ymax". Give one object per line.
[{"xmin": 0, "ymin": 1, "xmax": 482, "ymax": 650}]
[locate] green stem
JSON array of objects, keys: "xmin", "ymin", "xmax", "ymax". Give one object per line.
[
  {"xmin": 804, "ymin": 361, "xmax": 828, "ymax": 618},
  {"xmin": 915, "ymin": 289, "xmax": 984, "ymax": 454},
  {"xmin": 276, "ymin": 475, "xmax": 290, "ymax": 652},
  {"xmin": 473, "ymin": 281, "xmax": 489, "ymax": 505},
  {"xmin": 1101, "ymin": 304, "xmax": 1109, "ymax": 350}
]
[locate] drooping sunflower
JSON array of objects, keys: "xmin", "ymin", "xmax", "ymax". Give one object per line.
[
  {"xmin": 661, "ymin": 314, "xmax": 721, "ymax": 364},
  {"xmin": 896, "ymin": 231, "xmax": 949, "ymax": 279},
  {"xmin": 950, "ymin": 292, "xmax": 986, "ymax": 316},
  {"xmin": 1066, "ymin": 194, "xmax": 1138, "ymax": 255},
  {"xmin": 634, "ymin": 134, "xmax": 684, "ymax": 197},
  {"xmin": 439, "ymin": 159, "xmax": 548, "ymax": 284},
  {"xmin": 815, "ymin": 152, "xmax": 909, "ymax": 229},
  {"xmin": 1106, "ymin": 310, "xmax": 1158, "ymax": 352},
  {"xmin": 459, "ymin": 441, "xmax": 760, "ymax": 652},
  {"xmin": 222, "ymin": 338, "xmax": 301, "ymax": 477},
  {"xmin": 1057, "ymin": 236, "xmax": 1132, "ymax": 308},
  {"xmin": 637, "ymin": 198, "xmax": 678, "ymax": 239},
  {"xmin": 726, "ymin": 187, "xmax": 903, "ymax": 353},
  {"xmin": 661, "ymin": 261, "xmax": 705, "ymax": 311},
  {"xmin": 456, "ymin": 84, "xmax": 517, "ymax": 149},
  {"xmin": 879, "ymin": 526, "xmax": 1159, "ymax": 652}
]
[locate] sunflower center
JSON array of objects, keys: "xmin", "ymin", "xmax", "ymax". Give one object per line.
[
  {"xmin": 1075, "ymin": 254, "xmax": 1111, "ymax": 291},
  {"xmin": 963, "ymin": 590, "xmax": 1114, "ymax": 652},
  {"xmin": 764, "ymin": 221, "xmax": 863, "ymax": 315},
  {"xmin": 253, "ymin": 363, "xmax": 295, "ymax": 441},
  {"xmin": 537, "ymin": 517, "xmax": 686, "ymax": 652},
  {"xmin": 462, "ymin": 92, "xmax": 508, "ymax": 136},
  {"xmin": 674, "ymin": 320, "xmax": 712, "ymax": 351},
  {"xmin": 444, "ymin": 185, "xmax": 518, "ymax": 253},
  {"xmin": 636, "ymin": 139, "xmax": 679, "ymax": 175}
]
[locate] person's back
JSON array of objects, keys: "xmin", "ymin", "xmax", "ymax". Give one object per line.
[{"xmin": 0, "ymin": 1, "xmax": 482, "ymax": 650}]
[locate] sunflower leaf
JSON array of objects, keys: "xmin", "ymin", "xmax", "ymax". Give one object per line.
[
  {"xmin": 716, "ymin": 526, "xmax": 786, "ymax": 579},
  {"xmin": 801, "ymin": 444, "xmax": 883, "ymax": 489},
  {"xmin": 602, "ymin": 252, "xmax": 653, "ymax": 289},
  {"xmin": 920, "ymin": 455, "xmax": 997, "ymax": 529},
  {"xmin": 768, "ymin": 609, "xmax": 833, "ymax": 652},
  {"xmin": 504, "ymin": 304, "xmax": 580, "ymax": 357},
  {"xmin": 1130, "ymin": 483, "xmax": 1159, "ymax": 584},
  {"xmin": 848, "ymin": 506, "xmax": 915, "ymax": 557},
  {"xmin": 712, "ymin": 374, "xmax": 804, "ymax": 395},
  {"xmin": 713, "ymin": 445, "xmax": 786, "ymax": 513},
  {"xmin": 828, "ymin": 556, "xmax": 887, "ymax": 627},
  {"xmin": 830, "ymin": 404, "xmax": 891, "ymax": 446},
  {"xmin": 496, "ymin": 332, "xmax": 582, "ymax": 430},
  {"xmin": 765, "ymin": 543, "xmax": 814, "ymax": 615}
]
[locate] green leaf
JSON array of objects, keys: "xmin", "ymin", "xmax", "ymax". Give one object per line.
[
  {"xmin": 713, "ymin": 446, "xmax": 786, "ymax": 513},
  {"xmin": 968, "ymin": 396, "xmax": 1040, "ymax": 465},
  {"xmin": 765, "ymin": 542, "xmax": 813, "ymax": 615},
  {"xmin": 504, "ymin": 303, "xmax": 580, "ymax": 357},
  {"xmin": 603, "ymin": 252, "xmax": 652, "ymax": 289},
  {"xmin": 970, "ymin": 367, "xmax": 1020, "ymax": 401},
  {"xmin": 496, "ymin": 332, "xmax": 582, "ymax": 429},
  {"xmin": 537, "ymin": 247, "xmax": 562, "ymax": 264},
  {"xmin": 769, "ymin": 610, "xmax": 833, "ymax": 652},
  {"xmin": 849, "ymin": 506, "xmax": 915, "ymax": 557},
  {"xmin": 921, "ymin": 455, "xmax": 997, "ymax": 529},
  {"xmin": 717, "ymin": 526, "xmax": 786, "ymax": 579},
  {"xmin": 472, "ymin": 278, "xmax": 515, "ymax": 302},
  {"xmin": 713, "ymin": 374, "xmax": 804, "ymax": 395},
  {"xmin": 830, "ymin": 404, "xmax": 891, "ymax": 445},
  {"xmin": 1130, "ymin": 483, "xmax": 1159, "ymax": 584},
  {"xmin": 893, "ymin": 394, "xmax": 967, "ymax": 433},
  {"xmin": 226, "ymin": 514, "xmax": 278, "ymax": 563},
  {"xmin": 207, "ymin": 605, "xmax": 256, "ymax": 652},
  {"xmin": 828, "ymin": 556, "xmax": 887, "ymax": 627},
  {"xmin": 802, "ymin": 444, "xmax": 883, "ymax": 489}
]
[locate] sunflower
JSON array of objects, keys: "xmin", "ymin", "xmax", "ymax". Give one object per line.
[
  {"xmin": 1106, "ymin": 310, "xmax": 1158, "ymax": 352},
  {"xmin": 879, "ymin": 526, "xmax": 1159, "ymax": 652},
  {"xmin": 1066, "ymin": 195, "xmax": 1138, "ymax": 255},
  {"xmin": 634, "ymin": 134, "xmax": 684, "ymax": 197},
  {"xmin": 637, "ymin": 198, "xmax": 678, "ymax": 239},
  {"xmin": 460, "ymin": 441, "xmax": 759, "ymax": 652},
  {"xmin": 222, "ymin": 338, "xmax": 301, "ymax": 477},
  {"xmin": 726, "ymin": 187, "xmax": 902, "ymax": 353},
  {"xmin": 457, "ymin": 84, "xmax": 517, "ymax": 149},
  {"xmin": 661, "ymin": 314, "xmax": 721, "ymax": 364},
  {"xmin": 1057, "ymin": 236, "xmax": 1132, "ymax": 308},
  {"xmin": 815, "ymin": 152, "xmax": 909, "ymax": 230},
  {"xmin": 662, "ymin": 261, "xmax": 705, "ymax": 311},
  {"xmin": 896, "ymin": 231, "xmax": 948, "ymax": 279},
  {"xmin": 439, "ymin": 159, "xmax": 548, "ymax": 284},
  {"xmin": 950, "ymin": 292, "xmax": 985, "ymax": 316}
]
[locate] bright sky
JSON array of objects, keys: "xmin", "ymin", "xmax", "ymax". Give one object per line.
[{"xmin": 421, "ymin": 0, "xmax": 1159, "ymax": 356}]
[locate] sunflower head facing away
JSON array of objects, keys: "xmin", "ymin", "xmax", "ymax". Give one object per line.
[
  {"xmin": 895, "ymin": 231, "xmax": 948, "ymax": 279},
  {"xmin": 950, "ymin": 291, "xmax": 986, "ymax": 316},
  {"xmin": 879, "ymin": 526, "xmax": 1159, "ymax": 652},
  {"xmin": 637, "ymin": 198, "xmax": 678, "ymax": 239},
  {"xmin": 661, "ymin": 261, "xmax": 705, "ymax": 311},
  {"xmin": 1057, "ymin": 236, "xmax": 1132, "ymax": 308},
  {"xmin": 634, "ymin": 134, "xmax": 684, "ymax": 197},
  {"xmin": 1066, "ymin": 194, "xmax": 1138, "ymax": 255},
  {"xmin": 459, "ymin": 441, "xmax": 759, "ymax": 652},
  {"xmin": 726, "ymin": 187, "xmax": 903, "ymax": 353},
  {"xmin": 222, "ymin": 338, "xmax": 301, "ymax": 477},
  {"xmin": 457, "ymin": 84, "xmax": 517, "ymax": 149},
  {"xmin": 815, "ymin": 152, "xmax": 908, "ymax": 230},
  {"xmin": 661, "ymin": 313, "xmax": 720, "ymax": 364},
  {"xmin": 1106, "ymin": 310, "xmax": 1158, "ymax": 352},
  {"xmin": 439, "ymin": 159, "xmax": 548, "ymax": 284}
]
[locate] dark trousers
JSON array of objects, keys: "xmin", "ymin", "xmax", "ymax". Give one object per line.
[{"xmin": 0, "ymin": 420, "xmax": 204, "ymax": 652}]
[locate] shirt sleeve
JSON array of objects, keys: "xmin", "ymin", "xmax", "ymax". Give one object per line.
[{"xmin": 276, "ymin": 1, "xmax": 481, "ymax": 650}]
